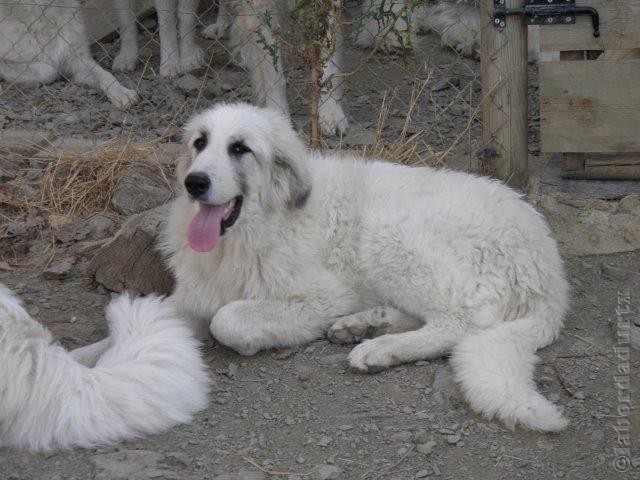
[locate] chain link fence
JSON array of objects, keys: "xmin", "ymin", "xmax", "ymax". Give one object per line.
[{"xmin": 0, "ymin": 0, "xmax": 491, "ymax": 165}]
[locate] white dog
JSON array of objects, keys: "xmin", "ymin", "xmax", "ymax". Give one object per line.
[
  {"xmin": 161, "ymin": 102, "xmax": 570, "ymax": 432},
  {"xmin": 0, "ymin": 0, "xmax": 138, "ymax": 107},
  {"xmin": 113, "ymin": 0, "xmax": 203, "ymax": 78},
  {"xmin": 201, "ymin": 0, "xmax": 349, "ymax": 136},
  {"xmin": 0, "ymin": 284, "xmax": 210, "ymax": 452}
]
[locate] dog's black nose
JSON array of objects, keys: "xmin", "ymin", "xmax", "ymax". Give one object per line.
[{"xmin": 184, "ymin": 172, "xmax": 211, "ymax": 198}]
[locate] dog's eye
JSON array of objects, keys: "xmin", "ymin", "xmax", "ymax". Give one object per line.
[
  {"xmin": 193, "ymin": 134, "xmax": 207, "ymax": 152},
  {"xmin": 228, "ymin": 141, "xmax": 251, "ymax": 156}
]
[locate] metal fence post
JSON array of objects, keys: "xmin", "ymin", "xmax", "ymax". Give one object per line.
[{"xmin": 480, "ymin": 0, "xmax": 529, "ymax": 187}]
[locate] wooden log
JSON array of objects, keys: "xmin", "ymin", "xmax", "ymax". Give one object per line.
[
  {"xmin": 480, "ymin": 0, "xmax": 529, "ymax": 186},
  {"xmin": 88, "ymin": 204, "xmax": 175, "ymax": 295}
]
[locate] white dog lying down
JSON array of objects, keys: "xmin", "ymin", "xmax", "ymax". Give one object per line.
[
  {"xmin": 159, "ymin": 103, "xmax": 570, "ymax": 432},
  {"xmin": 0, "ymin": 284, "xmax": 209, "ymax": 452},
  {"xmin": 0, "ymin": 0, "xmax": 138, "ymax": 107}
]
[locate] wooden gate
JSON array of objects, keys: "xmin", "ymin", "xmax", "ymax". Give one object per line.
[{"xmin": 539, "ymin": 0, "xmax": 640, "ymax": 180}]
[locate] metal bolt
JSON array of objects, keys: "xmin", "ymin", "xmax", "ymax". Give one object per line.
[
  {"xmin": 499, "ymin": 0, "xmax": 504, "ymax": 4},
  {"xmin": 546, "ymin": 17, "xmax": 554, "ymax": 23},
  {"xmin": 494, "ymin": 18, "xmax": 501, "ymax": 24},
  {"xmin": 565, "ymin": 16, "xmax": 572, "ymax": 22},
  {"xmin": 500, "ymin": 21, "xmax": 506, "ymax": 27}
]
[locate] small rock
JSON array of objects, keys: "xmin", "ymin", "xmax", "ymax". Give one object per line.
[
  {"xmin": 391, "ymin": 431, "xmax": 413, "ymax": 442},
  {"xmin": 416, "ymin": 440, "xmax": 437, "ymax": 455},
  {"xmin": 415, "ymin": 469, "xmax": 432, "ymax": 478},
  {"xmin": 413, "ymin": 429, "xmax": 429, "ymax": 444},
  {"xmin": 432, "ymin": 77, "xmax": 460, "ymax": 92},
  {"xmin": 445, "ymin": 433, "xmax": 461, "ymax": 444},
  {"xmin": 111, "ymin": 165, "xmax": 172, "ymax": 216},
  {"xmin": 43, "ymin": 258, "xmax": 75, "ymax": 279},
  {"xmin": 317, "ymin": 435, "xmax": 334, "ymax": 447},
  {"xmin": 312, "ymin": 464, "xmax": 343, "ymax": 480}
]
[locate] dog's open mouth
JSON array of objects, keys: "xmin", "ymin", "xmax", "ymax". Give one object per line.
[{"xmin": 187, "ymin": 196, "xmax": 243, "ymax": 252}]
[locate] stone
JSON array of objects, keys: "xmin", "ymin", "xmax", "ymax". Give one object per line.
[
  {"xmin": 88, "ymin": 204, "xmax": 175, "ymax": 295},
  {"xmin": 111, "ymin": 165, "xmax": 172, "ymax": 216},
  {"xmin": 0, "ymin": 129, "xmax": 54, "ymax": 158},
  {"xmin": 92, "ymin": 450, "xmax": 199, "ymax": 480},
  {"xmin": 416, "ymin": 440, "xmax": 437, "ymax": 455},
  {"xmin": 312, "ymin": 464, "xmax": 343, "ymax": 480},
  {"xmin": 317, "ymin": 435, "xmax": 334, "ymax": 447},
  {"xmin": 43, "ymin": 257, "xmax": 75, "ymax": 279}
]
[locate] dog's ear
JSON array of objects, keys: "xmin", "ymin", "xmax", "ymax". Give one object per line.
[{"xmin": 269, "ymin": 114, "xmax": 312, "ymax": 209}]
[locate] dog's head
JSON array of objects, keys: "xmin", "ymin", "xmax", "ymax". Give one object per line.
[{"xmin": 178, "ymin": 103, "xmax": 311, "ymax": 252}]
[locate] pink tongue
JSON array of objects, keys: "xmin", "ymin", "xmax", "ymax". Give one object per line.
[{"xmin": 187, "ymin": 203, "xmax": 226, "ymax": 252}]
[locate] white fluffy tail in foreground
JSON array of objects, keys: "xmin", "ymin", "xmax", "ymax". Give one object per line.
[
  {"xmin": 0, "ymin": 284, "xmax": 210, "ymax": 452},
  {"xmin": 451, "ymin": 313, "xmax": 568, "ymax": 431}
]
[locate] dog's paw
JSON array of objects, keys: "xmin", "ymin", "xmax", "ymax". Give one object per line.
[
  {"xmin": 202, "ymin": 21, "xmax": 229, "ymax": 40},
  {"xmin": 160, "ymin": 56, "xmax": 184, "ymax": 79},
  {"xmin": 210, "ymin": 307, "xmax": 261, "ymax": 356},
  {"xmin": 106, "ymin": 83, "xmax": 139, "ymax": 109},
  {"xmin": 113, "ymin": 50, "xmax": 138, "ymax": 72},
  {"xmin": 348, "ymin": 336, "xmax": 403, "ymax": 373},
  {"xmin": 180, "ymin": 45, "xmax": 204, "ymax": 73},
  {"xmin": 328, "ymin": 316, "xmax": 383, "ymax": 344},
  {"xmin": 319, "ymin": 99, "xmax": 349, "ymax": 137}
]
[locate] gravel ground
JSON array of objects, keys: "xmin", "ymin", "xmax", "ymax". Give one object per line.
[{"xmin": 0, "ymin": 249, "xmax": 638, "ymax": 479}]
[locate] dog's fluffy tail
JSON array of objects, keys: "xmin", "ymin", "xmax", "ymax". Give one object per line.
[
  {"xmin": 0, "ymin": 285, "xmax": 210, "ymax": 452},
  {"xmin": 450, "ymin": 305, "xmax": 568, "ymax": 432}
]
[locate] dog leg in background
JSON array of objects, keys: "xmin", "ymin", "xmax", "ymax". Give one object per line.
[
  {"xmin": 414, "ymin": 2, "xmax": 480, "ymax": 58},
  {"xmin": 328, "ymin": 306, "xmax": 423, "ymax": 344},
  {"xmin": 156, "ymin": 0, "xmax": 183, "ymax": 77},
  {"xmin": 66, "ymin": 55, "xmax": 138, "ymax": 107},
  {"xmin": 0, "ymin": 284, "xmax": 210, "ymax": 452},
  {"xmin": 318, "ymin": 2, "xmax": 349, "ymax": 136},
  {"xmin": 210, "ymin": 299, "xmax": 349, "ymax": 356},
  {"xmin": 201, "ymin": 0, "xmax": 231, "ymax": 40},
  {"xmin": 177, "ymin": 0, "xmax": 204, "ymax": 72},
  {"xmin": 113, "ymin": 0, "xmax": 140, "ymax": 72},
  {"xmin": 353, "ymin": 0, "xmax": 411, "ymax": 52},
  {"xmin": 229, "ymin": 0, "xmax": 288, "ymax": 114}
]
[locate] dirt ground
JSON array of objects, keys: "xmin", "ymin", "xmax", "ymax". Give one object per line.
[{"xmin": 0, "ymin": 245, "xmax": 639, "ymax": 480}]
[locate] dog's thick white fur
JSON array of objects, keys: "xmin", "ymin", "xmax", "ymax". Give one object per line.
[
  {"xmin": 0, "ymin": 0, "xmax": 138, "ymax": 107},
  {"xmin": 113, "ymin": 0, "xmax": 203, "ymax": 78},
  {"xmin": 0, "ymin": 284, "xmax": 210, "ymax": 452},
  {"xmin": 162, "ymin": 102, "xmax": 570, "ymax": 432},
  {"xmin": 201, "ymin": 0, "xmax": 349, "ymax": 136}
]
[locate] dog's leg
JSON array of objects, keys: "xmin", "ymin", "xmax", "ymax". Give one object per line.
[
  {"xmin": 156, "ymin": 0, "xmax": 182, "ymax": 77},
  {"xmin": 177, "ymin": 0, "xmax": 204, "ymax": 72},
  {"xmin": 318, "ymin": 4, "xmax": 349, "ymax": 136},
  {"xmin": 201, "ymin": 0, "xmax": 230, "ymax": 40},
  {"xmin": 327, "ymin": 306, "xmax": 422, "ymax": 344},
  {"xmin": 0, "ymin": 62, "xmax": 58, "ymax": 85},
  {"xmin": 348, "ymin": 313, "xmax": 467, "ymax": 372},
  {"xmin": 113, "ymin": 0, "xmax": 140, "ymax": 71},
  {"xmin": 229, "ymin": 0, "xmax": 288, "ymax": 114},
  {"xmin": 66, "ymin": 56, "xmax": 138, "ymax": 107},
  {"xmin": 69, "ymin": 338, "xmax": 112, "ymax": 367},
  {"xmin": 210, "ymin": 299, "xmax": 343, "ymax": 356}
]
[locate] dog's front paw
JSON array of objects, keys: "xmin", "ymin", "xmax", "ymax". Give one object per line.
[
  {"xmin": 106, "ymin": 83, "xmax": 139, "ymax": 108},
  {"xmin": 348, "ymin": 336, "xmax": 402, "ymax": 373},
  {"xmin": 328, "ymin": 316, "xmax": 380, "ymax": 344},
  {"xmin": 160, "ymin": 55, "xmax": 184, "ymax": 78},
  {"xmin": 180, "ymin": 45, "xmax": 204, "ymax": 73},
  {"xmin": 319, "ymin": 99, "xmax": 349, "ymax": 137},
  {"xmin": 210, "ymin": 307, "xmax": 261, "ymax": 356}
]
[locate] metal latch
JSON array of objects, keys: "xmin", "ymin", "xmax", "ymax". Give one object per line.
[{"xmin": 493, "ymin": 0, "xmax": 600, "ymax": 37}]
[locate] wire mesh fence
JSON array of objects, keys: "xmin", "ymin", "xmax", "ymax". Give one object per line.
[{"xmin": 0, "ymin": 0, "xmax": 487, "ymax": 168}]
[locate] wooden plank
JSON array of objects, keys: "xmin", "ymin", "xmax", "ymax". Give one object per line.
[
  {"xmin": 82, "ymin": 0, "xmax": 155, "ymax": 44},
  {"xmin": 561, "ymin": 164, "xmax": 640, "ymax": 179},
  {"xmin": 480, "ymin": 0, "xmax": 529, "ymax": 186},
  {"xmin": 540, "ymin": 59, "xmax": 640, "ymax": 153},
  {"xmin": 540, "ymin": 0, "xmax": 640, "ymax": 52}
]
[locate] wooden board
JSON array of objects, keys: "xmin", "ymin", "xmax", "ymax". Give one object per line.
[
  {"xmin": 539, "ymin": 0, "xmax": 640, "ymax": 52},
  {"xmin": 540, "ymin": 59, "xmax": 640, "ymax": 153},
  {"xmin": 82, "ymin": 0, "xmax": 155, "ymax": 44}
]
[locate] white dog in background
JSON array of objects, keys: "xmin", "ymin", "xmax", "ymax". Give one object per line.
[
  {"xmin": 113, "ymin": 0, "xmax": 203, "ymax": 77},
  {"xmin": 0, "ymin": 284, "xmax": 209, "ymax": 452},
  {"xmin": 201, "ymin": 0, "xmax": 349, "ymax": 136},
  {"xmin": 161, "ymin": 102, "xmax": 570, "ymax": 432},
  {"xmin": 0, "ymin": 0, "xmax": 138, "ymax": 107}
]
